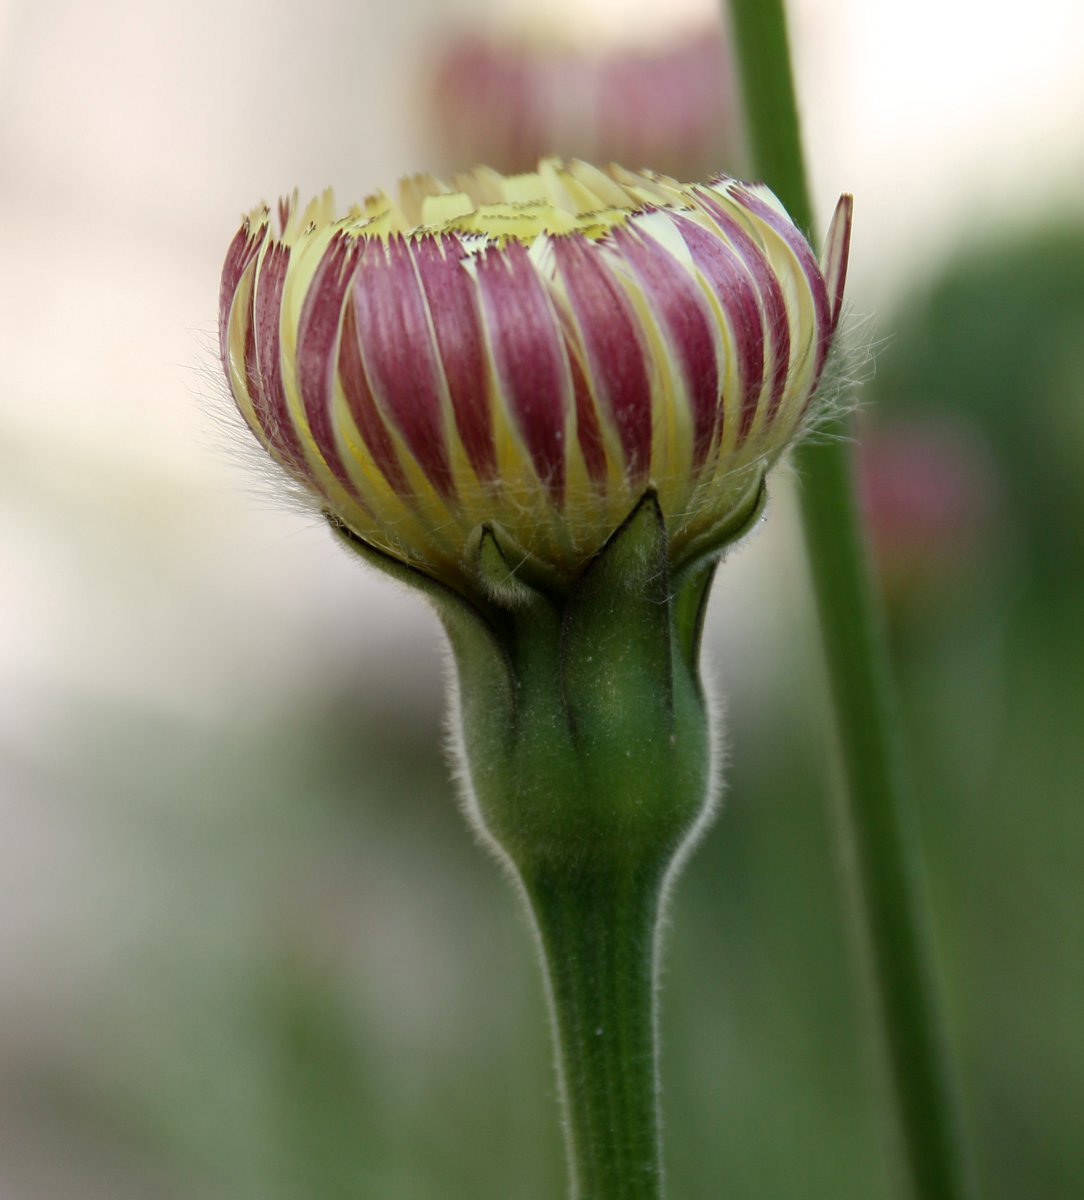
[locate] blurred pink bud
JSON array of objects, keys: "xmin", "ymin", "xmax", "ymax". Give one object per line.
[
  {"xmin": 859, "ymin": 418, "xmax": 997, "ymax": 600},
  {"xmin": 427, "ymin": 27, "xmax": 741, "ymax": 182}
]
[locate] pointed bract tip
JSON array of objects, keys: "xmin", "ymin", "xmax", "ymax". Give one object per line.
[{"xmin": 822, "ymin": 194, "xmax": 854, "ymax": 329}]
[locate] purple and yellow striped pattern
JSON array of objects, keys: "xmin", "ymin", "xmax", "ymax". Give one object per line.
[{"xmin": 220, "ymin": 159, "xmax": 851, "ymax": 587}]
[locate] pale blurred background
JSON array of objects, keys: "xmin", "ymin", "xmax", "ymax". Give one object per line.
[{"xmin": 1, "ymin": 0, "xmax": 1082, "ymax": 1196}]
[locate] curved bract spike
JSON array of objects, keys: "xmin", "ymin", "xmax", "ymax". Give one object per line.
[
  {"xmin": 479, "ymin": 521, "xmax": 571, "ymax": 601},
  {"xmin": 469, "ymin": 526, "xmax": 541, "ymax": 611},
  {"xmin": 672, "ymin": 560, "xmax": 720, "ymax": 679},
  {"xmin": 670, "ymin": 471, "xmax": 768, "ymax": 587}
]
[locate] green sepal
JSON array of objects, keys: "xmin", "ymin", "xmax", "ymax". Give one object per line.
[
  {"xmin": 466, "ymin": 521, "xmax": 567, "ymax": 604},
  {"xmin": 468, "ymin": 525, "xmax": 539, "ymax": 610},
  {"xmin": 671, "ymin": 471, "xmax": 768, "ymax": 586},
  {"xmin": 672, "ymin": 559, "xmax": 719, "ymax": 679},
  {"xmin": 546, "ymin": 492, "xmax": 710, "ymax": 863},
  {"xmin": 670, "ymin": 474, "xmax": 768, "ymax": 675},
  {"xmin": 465, "ymin": 524, "xmax": 566, "ymax": 751},
  {"xmin": 560, "ymin": 491, "xmax": 674, "ymax": 744}
]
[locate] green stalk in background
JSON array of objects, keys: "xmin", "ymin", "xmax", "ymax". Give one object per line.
[{"xmin": 724, "ymin": 3, "xmax": 979, "ymax": 1198}]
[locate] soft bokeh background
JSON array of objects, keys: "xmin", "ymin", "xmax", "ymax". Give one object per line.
[{"xmin": 2, "ymin": 0, "xmax": 1082, "ymax": 1196}]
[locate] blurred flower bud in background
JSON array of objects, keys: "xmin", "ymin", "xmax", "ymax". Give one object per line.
[
  {"xmin": 426, "ymin": 22, "xmax": 740, "ymax": 182},
  {"xmin": 858, "ymin": 417, "xmax": 997, "ymax": 607}
]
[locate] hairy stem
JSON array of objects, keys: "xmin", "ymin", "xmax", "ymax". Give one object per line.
[{"xmin": 523, "ymin": 861, "xmax": 665, "ymax": 1200}]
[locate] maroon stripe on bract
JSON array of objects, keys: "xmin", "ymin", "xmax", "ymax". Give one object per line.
[
  {"xmin": 727, "ymin": 186, "xmax": 832, "ymax": 382},
  {"xmin": 253, "ymin": 243, "xmax": 306, "ymax": 473},
  {"xmin": 553, "ymin": 237, "xmax": 651, "ymax": 486},
  {"xmin": 694, "ymin": 190, "xmax": 791, "ymax": 421},
  {"xmin": 219, "ymin": 221, "xmax": 266, "ymax": 367},
  {"xmin": 242, "ymin": 277, "xmax": 260, "ymax": 411},
  {"xmin": 339, "ymin": 298, "xmax": 409, "ymax": 497},
  {"xmin": 613, "ymin": 223, "xmax": 720, "ymax": 469},
  {"xmin": 351, "ymin": 237, "xmax": 455, "ymax": 500},
  {"xmin": 673, "ymin": 214, "xmax": 765, "ymax": 443},
  {"xmin": 474, "ymin": 241, "xmax": 569, "ymax": 502},
  {"xmin": 412, "ymin": 236, "xmax": 496, "ymax": 481},
  {"xmin": 567, "ymin": 341, "xmax": 608, "ymax": 486},
  {"xmin": 297, "ymin": 232, "xmax": 362, "ymax": 493}
]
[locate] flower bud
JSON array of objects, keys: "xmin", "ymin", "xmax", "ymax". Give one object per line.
[
  {"xmin": 219, "ymin": 159, "xmax": 851, "ymax": 594},
  {"xmin": 427, "ymin": 28, "xmax": 740, "ymax": 184}
]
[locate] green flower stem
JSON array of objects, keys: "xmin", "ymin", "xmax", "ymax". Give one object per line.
[
  {"xmin": 726, "ymin": 0, "xmax": 814, "ymax": 232},
  {"xmin": 725, "ymin": 3, "xmax": 977, "ymax": 1198},
  {"xmin": 330, "ymin": 494, "xmax": 741, "ymax": 1200},
  {"xmin": 523, "ymin": 862, "xmax": 665, "ymax": 1200}
]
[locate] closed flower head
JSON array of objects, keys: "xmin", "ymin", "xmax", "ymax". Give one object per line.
[{"xmin": 220, "ymin": 158, "xmax": 851, "ymax": 593}]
